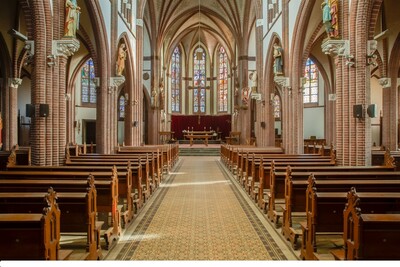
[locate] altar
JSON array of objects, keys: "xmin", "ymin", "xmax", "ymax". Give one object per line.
[{"xmin": 184, "ymin": 133, "xmax": 211, "ymax": 147}]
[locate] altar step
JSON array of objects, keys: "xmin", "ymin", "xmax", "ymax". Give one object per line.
[
  {"xmin": 179, "ymin": 140, "xmax": 222, "ymax": 145},
  {"xmin": 179, "ymin": 147, "xmax": 220, "ymax": 156}
]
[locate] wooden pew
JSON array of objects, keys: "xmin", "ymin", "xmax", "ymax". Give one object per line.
[
  {"xmin": 117, "ymin": 144, "xmax": 179, "ymax": 174},
  {"xmin": 266, "ymin": 162, "xmax": 397, "ymax": 226},
  {"xmin": 331, "ymin": 189, "xmax": 400, "ymax": 260},
  {"xmin": 222, "ymin": 145, "xmax": 283, "ymax": 173},
  {"xmin": 66, "ymin": 152, "xmax": 158, "ymax": 187},
  {"xmin": 0, "ymin": 178, "xmax": 103, "ymax": 259},
  {"xmin": 65, "ymin": 158, "xmax": 152, "ymax": 203},
  {"xmin": 241, "ymin": 154, "xmax": 335, "ymax": 202},
  {"xmin": 7, "ymin": 163, "xmax": 140, "ymax": 228},
  {"xmin": 300, "ymin": 184, "xmax": 400, "ymax": 260},
  {"xmin": 0, "ymin": 188, "xmax": 61, "ymax": 260},
  {"xmin": 281, "ymin": 171, "xmax": 400, "ymax": 249},
  {"xmin": 0, "ymin": 170, "xmax": 119, "ymax": 250}
]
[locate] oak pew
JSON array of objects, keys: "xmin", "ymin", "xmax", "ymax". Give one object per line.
[
  {"xmin": 227, "ymin": 146, "xmax": 284, "ymax": 174},
  {"xmin": 65, "ymin": 159, "xmax": 152, "ymax": 203},
  {"xmin": 238, "ymin": 152, "xmax": 334, "ymax": 187},
  {"xmin": 0, "ymin": 184, "xmax": 102, "ymax": 260},
  {"xmin": 241, "ymin": 154, "xmax": 335, "ymax": 202},
  {"xmin": 0, "ymin": 171, "xmax": 119, "ymax": 250},
  {"xmin": 7, "ymin": 163, "xmax": 141, "ymax": 228},
  {"xmin": 0, "ymin": 188, "xmax": 61, "ymax": 260},
  {"xmin": 300, "ymin": 185, "xmax": 400, "ymax": 260},
  {"xmin": 117, "ymin": 144, "xmax": 178, "ymax": 174},
  {"xmin": 264, "ymin": 162, "xmax": 397, "ymax": 223},
  {"xmin": 281, "ymin": 173, "xmax": 400, "ymax": 249},
  {"xmin": 331, "ymin": 189, "xmax": 400, "ymax": 260},
  {"xmin": 66, "ymin": 153, "xmax": 159, "ymax": 188},
  {"xmin": 259, "ymin": 160, "xmax": 337, "ymax": 212}
]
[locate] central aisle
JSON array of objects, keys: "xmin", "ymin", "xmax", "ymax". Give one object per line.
[{"xmin": 108, "ymin": 156, "xmax": 297, "ymax": 260}]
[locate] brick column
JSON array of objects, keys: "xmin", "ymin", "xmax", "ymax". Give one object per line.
[
  {"xmin": 31, "ymin": 0, "xmax": 47, "ymax": 166},
  {"xmin": 53, "ymin": 39, "xmax": 80, "ymax": 163}
]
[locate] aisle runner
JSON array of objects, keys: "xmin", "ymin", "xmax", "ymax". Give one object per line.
[{"xmin": 115, "ymin": 157, "xmax": 287, "ymax": 260}]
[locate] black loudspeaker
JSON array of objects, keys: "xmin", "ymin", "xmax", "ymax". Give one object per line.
[
  {"xmin": 353, "ymin": 104, "xmax": 364, "ymax": 119},
  {"xmin": 26, "ymin": 104, "xmax": 35, "ymax": 117},
  {"xmin": 367, "ymin": 104, "xmax": 377, "ymax": 118},
  {"xmin": 39, "ymin": 104, "xmax": 49, "ymax": 117},
  {"xmin": 260, "ymin": 122, "xmax": 266, "ymax": 128}
]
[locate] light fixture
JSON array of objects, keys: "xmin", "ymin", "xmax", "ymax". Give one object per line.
[{"xmin": 196, "ymin": 0, "xmax": 202, "ymax": 60}]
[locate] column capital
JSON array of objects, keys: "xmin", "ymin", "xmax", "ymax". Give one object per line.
[
  {"xmin": 9, "ymin": 78, "xmax": 23, "ymax": 89},
  {"xmin": 321, "ymin": 39, "xmax": 349, "ymax": 57},
  {"xmin": 378, "ymin": 78, "xmax": 391, "ymax": 88},
  {"xmin": 274, "ymin": 76, "xmax": 290, "ymax": 88},
  {"xmin": 109, "ymin": 76, "xmax": 126, "ymax": 88},
  {"xmin": 52, "ymin": 38, "xmax": 80, "ymax": 58}
]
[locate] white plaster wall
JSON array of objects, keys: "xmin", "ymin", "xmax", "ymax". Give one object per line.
[
  {"xmin": 99, "ymin": 0, "xmax": 112, "ymax": 55},
  {"xmin": 288, "ymin": 0, "xmax": 302, "ymax": 53},
  {"xmin": 303, "ymin": 106, "xmax": 324, "ymax": 139}
]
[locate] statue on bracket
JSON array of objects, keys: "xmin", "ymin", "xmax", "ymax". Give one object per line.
[
  {"xmin": 64, "ymin": 0, "xmax": 81, "ymax": 38},
  {"xmin": 321, "ymin": 1, "xmax": 339, "ymax": 38},
  {"xmin": 159, "ymin": 78, "xmax": 165, "ymax": 108},
  {"xmin": 273, "ymin": 43, "xmax": 284, "ymax": 76},
  {"xmin": 242, "ymin": 86, "xmax": 251, "ymax": 107},
  {"xmin": 116, "ymin": 43, "xmax": 127, "ymax": 76},
  {"xmin": 249, "ymin": 71, "xmax": 258, "ymax": 93}
]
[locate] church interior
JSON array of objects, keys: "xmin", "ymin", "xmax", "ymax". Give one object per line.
[{"xmin": 1, "ymin": 0, "xmax": 400, "ymax": 261}]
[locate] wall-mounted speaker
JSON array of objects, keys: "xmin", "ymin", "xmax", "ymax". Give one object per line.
[
  {"xmin": 39, "ymin": 104, "xmax": 49, "ymax": 117},
  {"xmin": 260, "ymin": 122, "xmax": 266, "ymax": 128},
  {"xmin": 26, "ymin": 104, "xmax": 35, "ymax": 117},
  {"xmin": 367, "ymin": 104, "xmax": 377, "ymax": 118},
  {"xmin": 353, "ymin": 104, "xmax": 364, "ymax": 119}
]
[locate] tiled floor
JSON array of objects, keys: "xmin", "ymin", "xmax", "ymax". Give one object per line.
[{"xmin": 105, "ymin": 156, "xmax": 298, "ymax": 260}]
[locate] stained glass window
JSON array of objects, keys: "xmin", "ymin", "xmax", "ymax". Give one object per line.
[
  {"xmin": 193, "ymin": 47, "xmax": 206, "ymax": 113},
  {"xmin": 171, "ymin": 47, "xmax": 181, "ymax": 112},
  {"xmin": 218, "ymin": 46, "xmax": 228, "ymax": 112},
  {"xmin": 303, "ymin": 58, "xmax": 318, "ymax": 104},
  {"xmin": 81, "ymin": 58, "xmax": 96, "ymax": 104},
  {"xmin": 119, "ymin": 95, "xmax": 125, "ymax": 120},
  {"xmin": 273, "ymin": 94, "xmax": 281, "ymax": 119}
]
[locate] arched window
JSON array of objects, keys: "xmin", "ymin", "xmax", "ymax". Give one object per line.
[
  {"xmin": 81, "ymin": 58, "xmax": 96, "ymax": 104},
  {"xmin": 303, "ymin": 58, "xmax": 318, "ymax": 104},
  {"xmin": 273, "ymin": 94, "xmax": 281, "ymax": 119},
  {"xmin": 218, "ymin": 46, "xmax": 228, "ymax": 112},
  {"xmin": 118, "ymin": 95, "xmax": 125, "ymax": 120},
  {"xmin": 171, "ymin": 47, "xmax": 181, "ymax": 112},
  {"xmin": 193, "ymin": 47, "xmax": 206, "ymax": 113}
]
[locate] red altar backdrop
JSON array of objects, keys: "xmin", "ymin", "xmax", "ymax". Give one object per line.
[{"xmin": 171, "ymin": 114, "xmax": 232, "ymax": 140}]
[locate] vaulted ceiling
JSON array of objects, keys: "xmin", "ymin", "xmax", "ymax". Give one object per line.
[{"xmin": 143, "ymin": 0, "xmax": 257, "ymax": 62}]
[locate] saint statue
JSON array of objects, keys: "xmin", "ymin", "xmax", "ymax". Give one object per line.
[
  {"xmin": 249, "ymin": 71, "xmax": 258, "ymax": 92},
  {"xmin": 116, "ymin": 43, "xmax": 127, "ymax": 76},
  {"xmin": 64, "ymin": 0, "xmax": 81, "ymax": 37},
  {"xmin": 273, "ymin": 44, "xmax": 283, "ymax": 76},
  {"xmin": 159, "ymin": 78, "xmax": 165, "ymax": 108},
  {"xmin": 242, "ymin": 86, "xmax": 251, "ymax": 106},
  {"xmin": 321, "ymin": 2, "xmax": 333, "ymax": 37},
  {"xmin": 151, "ymin": 89, "xmax": 158, "ymax": 108}
]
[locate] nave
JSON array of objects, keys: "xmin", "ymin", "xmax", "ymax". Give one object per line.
[{"xmin": 105, "ymin": 156, "xmax": 297, "ymax": 260}]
